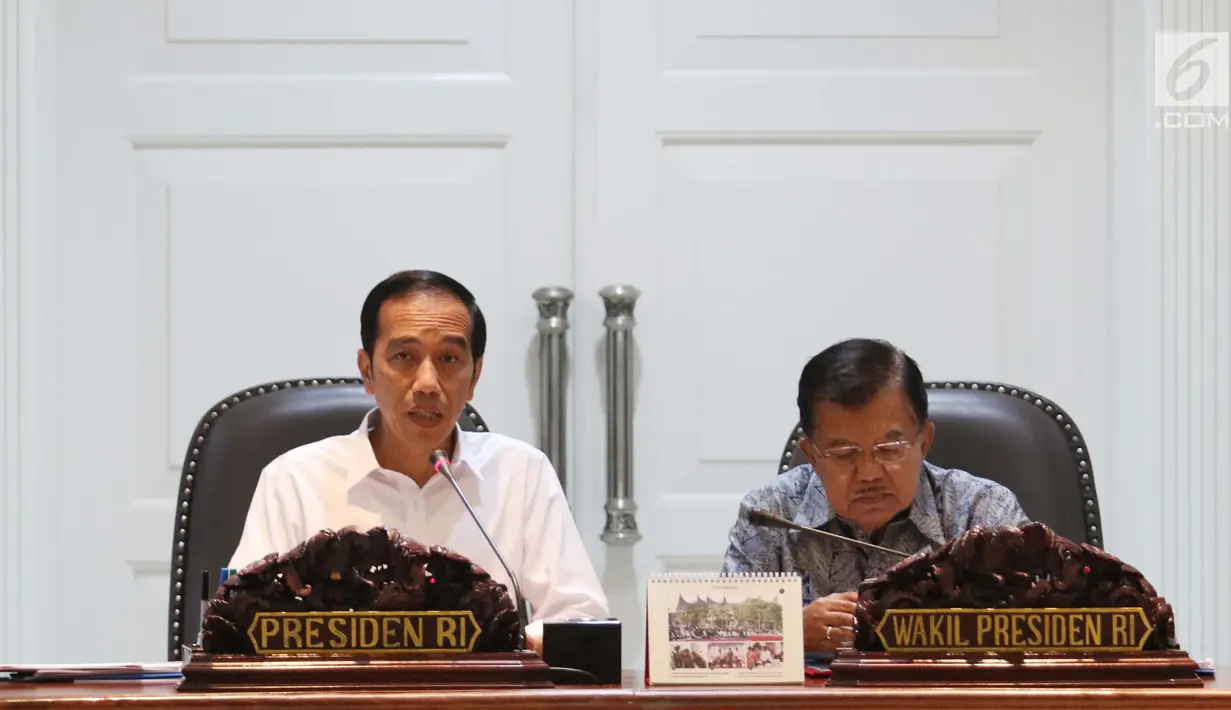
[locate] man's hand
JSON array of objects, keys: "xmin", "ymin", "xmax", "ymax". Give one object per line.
[{"xmin": 803, "ymin": 591, "xmax": 857, "ymax": 652}]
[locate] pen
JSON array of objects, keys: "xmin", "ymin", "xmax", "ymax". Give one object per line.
[
  {"xmin": 91, "ymin": 673, "xmax": 183, "ymax": 681},
  {"xmin": 7, "ymin": 672, "xmax": 185, "ymax": 684}
]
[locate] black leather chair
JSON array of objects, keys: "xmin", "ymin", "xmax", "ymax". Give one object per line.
[
  {"xmin": 165, "ymin": 378, "xmax": 490, "ymax": 660},
  {"xmin": 777, "ymin": 381, "xmax": 1102, "ymax": 549}
]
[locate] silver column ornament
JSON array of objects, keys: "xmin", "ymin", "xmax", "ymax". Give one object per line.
[
  {"xmin": 599, "ymin": 284, "xmax": 641, "ymax": 545},
  {"xmin": 532, "ymin": 286, "xmax": 573, "ymax": 492}
]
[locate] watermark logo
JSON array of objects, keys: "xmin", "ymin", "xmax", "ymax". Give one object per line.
[{"xmin": 1154, "ymin": 31, "xmax": 1229, "ymax": 128}]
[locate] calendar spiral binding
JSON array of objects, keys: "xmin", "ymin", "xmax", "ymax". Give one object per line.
[{"xmin": 648, "ymin": 572, "xmax": 801, "ymax": 582}]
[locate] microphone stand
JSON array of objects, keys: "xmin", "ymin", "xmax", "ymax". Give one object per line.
[
  {"xmin": 431, "ymin": 450, "xmax": 532, "ymax": 652},
  {"xmin": 746, "ymin": 509, "xmax": 913, "ymax": 559}
]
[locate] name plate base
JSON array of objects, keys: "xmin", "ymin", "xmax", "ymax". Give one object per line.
[
  {"xmin": 828, "ymin": 650, "xmax": 1202, "ymax": 688},
  {"xmin": 176, "ymin": 647, "xmax": 553, "ymax": 692}
]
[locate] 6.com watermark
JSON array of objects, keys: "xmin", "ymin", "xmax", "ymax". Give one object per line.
[{"xmin": 1155, "ymin": 31, "xmax": 1229, "ymax": 128}]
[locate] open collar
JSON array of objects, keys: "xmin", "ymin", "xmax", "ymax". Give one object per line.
[
  {"xmin": 346, "ymin": 408, "xmax": 483, "ymax": 489},
  {"xmin": 793, "ymin": 462, "xmax": 946, "ymax": 548}
]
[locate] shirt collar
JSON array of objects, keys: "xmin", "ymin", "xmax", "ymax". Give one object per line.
[
  {"xmin": 794, "ymin": 462, "xmax": 946, "ymax": 548},
  {"xmin": 346, "ymin": 407, "xmax": 484, "ymax": 488}
]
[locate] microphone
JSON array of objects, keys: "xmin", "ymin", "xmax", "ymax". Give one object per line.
[
  {"xmin": 746, "ymin": 509, "xmax": 912, "ymax": 559},
  {"xmin": 430, "ymin": 449, "xmax": 531, "ymax": 652}
]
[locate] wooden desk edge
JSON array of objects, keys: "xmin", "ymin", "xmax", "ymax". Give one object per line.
[{"xmin": 0, "ymin": 671, "xmax": 1226, "ymax": 709}]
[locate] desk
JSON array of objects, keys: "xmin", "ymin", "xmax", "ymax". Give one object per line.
[{"xmin": 2, "ymin": 671, "xmax": 1228, "ymax": 710}]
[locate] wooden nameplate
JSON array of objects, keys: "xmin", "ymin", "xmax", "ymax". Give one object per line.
[
  {"xmin": 177, "ymin": 647, "xmax": 554, "ymax": 692},
  {"xmin": 829, "ymin": 607, "xmax": 1201, "ymax": 687},
  {"xmin": 828, "ymin": 650, "xmax": 1202, "ymax": 687},
  {"xmin": 183, "ymin": 608, "xmax": 552, "ymax": 691}
]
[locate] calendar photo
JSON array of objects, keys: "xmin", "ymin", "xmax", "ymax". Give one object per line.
[{"xmin": 647, "ymin": 573, "xmax": 803, "ymax": 685}]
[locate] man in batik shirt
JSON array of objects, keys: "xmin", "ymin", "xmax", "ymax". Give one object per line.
[{"xmin": 721, "ymin": 338, "xmax": 1029, "ymax": 652}]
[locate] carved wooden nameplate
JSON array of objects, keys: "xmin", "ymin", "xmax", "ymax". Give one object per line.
[
  {"xmin": 178, "ymin": 609, "xmax": 552, "ymax": 692},
  {"xmin": 829, "ymin": 523, "xmax": 1204, "ymax": 687},
  {"xmin": 829, "ymin": 607, "xmax": 1201, "ymax": 688}
]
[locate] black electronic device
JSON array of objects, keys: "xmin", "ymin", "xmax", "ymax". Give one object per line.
[{"xmin": 541, "ymin": 618, "xmax": 622, "ymax": 685}]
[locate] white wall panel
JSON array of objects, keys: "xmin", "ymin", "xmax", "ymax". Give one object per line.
[
  {"xmin": 142, "ymin": 0, "xmax": 508, "ymax": 75},
  {"xmin": 1110, "ymin": 0, "xmax": 1231, "ymax": 666},
  {"xmin": 0, "ymin": 0, "xmax": 53, "ymax": 664},
  {"xmin": 11, "ymin": 0, "xmax": 573, "ymax": 663},
  {"xmin": 1155, "ymin": 0, "xmax": 1231, "ymax": 668},
  {"xmin": 661, "ymin": 0, "xmax": 1024, "ymax": 73},
  {"xmin": 573, "ymin": 0, "xmax": 1113, "ymax": 670},
  {"xmin": 669, "ymin": 141, "xmax": 1021, "ymax": 464},
  {"xmin": 0, "ymin": 0, "xmax": 19, "ymax": 662},
  {"xmin": 163, "ymin": 0, "xmax": 493, "ymax": 45},
  {"xmin": 133, "ymin": 145, "xmax": 511, "ymax": 467}
]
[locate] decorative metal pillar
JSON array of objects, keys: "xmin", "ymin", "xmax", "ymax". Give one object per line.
[
  {"xmin": 599, "ymin": 284, "xmax": 642, "ymax": 545},
  {"xmin": 532, "ymin": 286, "xmax": 573, "ymax": 492}
]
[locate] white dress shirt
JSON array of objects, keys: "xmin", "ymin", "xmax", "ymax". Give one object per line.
[{"xmin": 228, "ymin": 409, "xmax": 609, "ymax": 625}]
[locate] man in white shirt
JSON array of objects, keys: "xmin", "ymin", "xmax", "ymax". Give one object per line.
[{"xmin": 228, "ymin": 270, "xmax": 609, "ymax": 639}]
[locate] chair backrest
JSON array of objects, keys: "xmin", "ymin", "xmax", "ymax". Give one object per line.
[
  {"xmin": 165, "ymin": 378, "xmax": 490, "ymax": 660},
  {"xmin": 777, "ymin": 381, "xmax": 1102, "ymax": 550}
]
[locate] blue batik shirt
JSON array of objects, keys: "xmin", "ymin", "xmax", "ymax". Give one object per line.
[{"xmin": 720, "ymin": 461, "xmax": 1030, "ymax": 603}]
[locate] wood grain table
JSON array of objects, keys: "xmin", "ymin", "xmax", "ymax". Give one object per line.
[{"xmin": 2, "ymin": 670, "xmax": 1228, "ymax": 709}]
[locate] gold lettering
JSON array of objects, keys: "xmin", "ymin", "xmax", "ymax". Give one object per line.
[
  {"xmin": 1085, "ymin": 614, "xmax": 1102, "ymax": 646},
  {"xmin": 1068, "ymin": 614, "xmax": 1083, "ymax": 646},
  {"xmin": 891, "ymin": 614, "xmax": 912, "ymax": 644},
  {"xmin": 246, "ymin": 612, "xmax": 489, "ymax": 652},
  {"xmin": 993, "ymin": 614, "xmax": 1010, "ymax": 646},
  {"xmin": 1112, "ymin": 613, "xmax": 1129, "ymax": 646},
  {"xmin": 1026, "ymin": 615, "xmax": 1042, "ymax": 646},
  {"xmin": 952, "ymin": 614, "xmax": 969, "ymax": 646},
  {"xmin": 382, "ymin": 617, "xmax": 400, "ymax": 649},
  {"xmin": 282, "ymin": 617, "xmax": 303, "ymax": 649},
  {"xmin": 328, "ymin": 617, "xmax": 347, "ymax": 648},
  {"xmin": 929, "ymin": 615, "xmax": 944, "ymax": 646},
  {"xmin": 305, "ymin": 618, "xmax": 324, "ymax": 649},
  {"xmin": 869, "ymin": 610, "xmax": 1159, "ymax": 653},
  {"xmin": 260, "ymin": 617, "xmax": 279, "ymax": 648},
  {"xmin": 359, "ymin": 617, "xmax": 379, "ymax": 648},
  {"xmin": 437, "ymin": 616, "xmax": 459, "ymax": 647},
  {"xmin": 976, "ymin": 614, "xmax": 992, "ymax": 645},
  {"xmin": 403, "ymin": 616, "xmax": 424, "ymax": 647}
]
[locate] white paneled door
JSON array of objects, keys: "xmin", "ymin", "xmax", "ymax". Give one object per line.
[
  {"xmin": 35, "ymin": 0, "xmax": 573, "ymax": 661},
  {"xmin": 570, "ymin": 0, "xmax": 1111, "ymax": 668},
  {"xmin": 10, "ymin": 0, "xmax": 1117, "ymax": 669}
]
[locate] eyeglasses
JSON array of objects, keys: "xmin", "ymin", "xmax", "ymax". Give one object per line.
[{"xmin": 813, "ymin": 438, "xmax": 916, "ymax": 469}]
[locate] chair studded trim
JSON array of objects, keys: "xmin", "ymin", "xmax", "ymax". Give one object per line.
[
  {"xmin": 777, "ymin": 380, "xmax": 1103, "ymax": 549},
  {"xmin": 165, "ymin": 378, "xmax": 488, "ymax": 660}
]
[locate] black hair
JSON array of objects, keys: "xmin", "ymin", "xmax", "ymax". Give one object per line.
[
  {"xmin": 359, "ymin": 270, "xmax": 487, "ymax": 360},
  {"xmin": 796, "ymin": 338, "xmax": 927, "ymax": 437}
]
